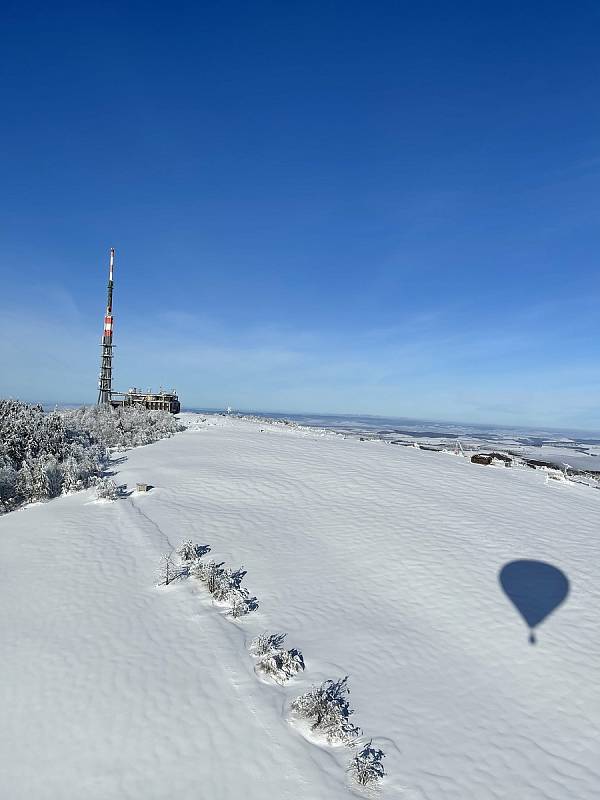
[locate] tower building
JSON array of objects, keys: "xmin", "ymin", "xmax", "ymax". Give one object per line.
[
  {"xmin": 96, "ymin": 248, "xmax": 180, "ymax": 413},
  {"xmin": 97, "ymin": 248, "xmax": 115, "ymax": 404}
]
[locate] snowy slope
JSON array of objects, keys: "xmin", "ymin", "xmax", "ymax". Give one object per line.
[{"xmin": 1, "ymin": 414, "xmax": 599, "ymax": 799}]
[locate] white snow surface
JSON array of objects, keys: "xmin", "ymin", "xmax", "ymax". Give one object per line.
[{"xmin": 1, "ymin": 413, "xmax": 599, "ymax": 799}]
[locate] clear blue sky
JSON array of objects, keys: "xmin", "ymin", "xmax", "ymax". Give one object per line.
[{"xmin": 1, "ymin": 1, "xmax": 599, "ymax": 429}]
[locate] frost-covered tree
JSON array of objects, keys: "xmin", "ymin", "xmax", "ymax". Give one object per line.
[
  {"xmin": 94, "ymin": 477, "xmax": 120, "ymax": 501},
  {"xmin": 249, "ymin": 632, "xmax": 304, "ymax": 683},
  {"xmin": 0, "ymin": 400, "xmax": 105, "ymax": 511},
  {"xmin": 250, "ymin": 632, "xmax": 287, "ymax": 657},
  {"xmin": 210, "ymin": 566, "xmax": 247, "ymax": 602},
  {"xmin": 348, "ymin": 740, "xmax": 386, "ymax": 786},
  {"xmin": 209, "ymin": 565, "xmax": 259, "ymax": 616},
  {"xmin": 31, "ymin": 459, "xmax": 51, "ymax": 501},
  {"xmin": 0, "ymin": 399, "xmax": 184, "ymax": 514},
  {"xmin": 158, "ymin": 553, "xmax": 188, "ymax": 586},
  {"xmin": 42, "ymin": 456, "xmax": 64, "ymax": 498},
  {"xmin": 191, "ymin": 558, "xmax": 258, "ymax": 616},
  {"xmin": 291, "ymin": 677, "xmax": 361, "ymax": 745},
  {"xmin": 61, "ymin": 456, "xmax": 82, "ymax": 493},
  {"xmin": 196, "ymin": 560, "xmax": 227, "ymax": 592},
  {"xmin": 0, "ymin": 466, "xmax": 18, "ymax": 512},
  {"xmin": 257, "ymin": 648, "xmax": 305, "ymax": 683},
  {"xmin": 177, "ymin": 540, "xmax": 211, "ymax": 562},
  {"xmin": 60, "ymin": 403, "xmax": 184, "ymax": 450},
  {"xmin": 16, "ymin": 460, "xmax": 35, "ymax": 503},
  {"xmin": 229, "ymin": 590, "xmax": 259, "ymax": 618}
]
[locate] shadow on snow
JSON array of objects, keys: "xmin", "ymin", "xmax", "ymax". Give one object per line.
[{"xmin": 499, "ymin": 560, "xmax": 569, "ymax": 644}]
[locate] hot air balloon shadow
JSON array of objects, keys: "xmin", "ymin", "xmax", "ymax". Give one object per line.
[{"xmin": 499, "ymin": 560, "xmax": 569, "ymax": 644}]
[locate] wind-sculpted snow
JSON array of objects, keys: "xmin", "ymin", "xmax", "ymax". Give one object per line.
[
  {"xmin": 160, "ymin": 543, "xmax": 372, "ymax": 782},
  {"xmin": 1, "ymin": 412, "xmax": 599, "ymax": 799}
]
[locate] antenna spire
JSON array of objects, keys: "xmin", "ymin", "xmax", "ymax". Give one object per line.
[{"xmin": 97, "ymin": 248, "xmax": 115, "ymax": 404}]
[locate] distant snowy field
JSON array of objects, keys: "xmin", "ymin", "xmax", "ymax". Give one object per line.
[
  {"xmin": 207, "ymin": 409, "xmax": 600, "ymax": 472},
  {"xmin": 1, "ymin": 413, "xmax": 599, "ymax": 799}
]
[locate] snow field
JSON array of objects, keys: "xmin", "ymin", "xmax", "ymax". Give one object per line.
[
  {"xmin": 162, "ymin": 537, "xmax": 380, "ymax": 784},
  {"xmin": 1, "ymin": 413, "xmax": 599, "ymax": 799}
]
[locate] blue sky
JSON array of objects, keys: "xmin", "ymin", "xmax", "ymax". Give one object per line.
[{"xmin": 1, "ymin": 1, "xmax": 599, "ymax": 429}]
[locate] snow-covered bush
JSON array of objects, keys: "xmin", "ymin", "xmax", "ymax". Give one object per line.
[
  {"xmin": 0, "ymin": 399, "xmax": 106, "ymax": 513},
  {"xmin": 42, "ymin": 456, "xmax": 64, "ymax": 498},
  {"xmin": 229, "ymin": 591, "xmax": 259, "ymax": 618},
  {"xmin": 0, "ymin": 466, "xmax": 18, "ymax": 508},
  {"xmin": 193, "ymin": 559, "xmax": 227, "ymax": 591},
  {"xmin": 250, "ymin": 632, "xmax": 287, "ymax": 657},
  {"xmin": 210, "ymin": 566, "xmax": 259, "ymax": 617},
  {"xmin": 291, "ymin": 677, "xmax": 361, "ymax": 745},
  {"xmin": 249, "ymin": 632, "xmax": 304, "ymax": 683},
  {"xmin": 258, "ymin": 648, "xmax": 305, "ymax": 683},
  {"xmin": 0, "ymin": 399, "xmax": 183, "ymax": 514},
  {"xmin": 158, "ymin": 553, "xmax": 189, "ymax": 586},
  {"xmin": 348, "ymin": 740, "xmax": 386, "ymax": 786},
  {"xmin": 210, "ymin": 566, "xmax": 246, "ymax": 602},
  {"xmin": 94, "ymin": 477, "xmax": 121, "ymax": 501},
  {"xmin": 60, "ymin": 403, "xmax": 184, "ymax": 450},
  {"xmin": 177, "ymin": 540, "xmax": 211, "ymax": 562},
  {"xmin": 192, "ymin": 558, "xmax": 259, "ymax": 616}
]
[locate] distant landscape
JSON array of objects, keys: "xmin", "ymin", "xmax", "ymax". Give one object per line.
[{"xmin": 190, "ymin": 408, "xmax": 600, "ymax": 473}]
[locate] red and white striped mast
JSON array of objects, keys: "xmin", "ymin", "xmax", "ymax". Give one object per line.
[{"xmin": 97, "ymin": 247, "xmax": 115, "ymax": 404}]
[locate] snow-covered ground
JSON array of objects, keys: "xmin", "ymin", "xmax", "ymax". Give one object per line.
[
  {"xmin": 1, "ymin": 413, "xmax": 599, "ymax": 799},
  {"xmin": 229, "ymin": 409, "xmax": 600, "ymax": 473}
]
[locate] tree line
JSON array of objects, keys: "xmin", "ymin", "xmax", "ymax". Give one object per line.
[{"xmin": 0, "ymin": 399, "xmax": 183, "ymax": 514}]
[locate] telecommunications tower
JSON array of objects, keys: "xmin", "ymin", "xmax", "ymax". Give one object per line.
[
  {"xmin": 97, "ymin": 247, "xmax": 115, "ymax": 404},
  {"xmin": 94, "ymin": 247, "xmax": 180, "ymax": 412}
]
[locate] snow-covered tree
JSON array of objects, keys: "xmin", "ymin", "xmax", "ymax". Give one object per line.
[
  {"xmin": 210, "ymin": 566, "xmax": 247, "ymax": 602},
  {"xmin": 250, "ymin": 632, "xmax": 287, "ymax": 657},
  {"xmin": 16, "ymin": 460, "xmax": 35, "ymax": 503},
  {"xmin": 177, "ymin": 540, "xmax": 211, "ymax": 562},
  {"xmin": 31, "ymin": 459, "xmax": 51, "ymax": 500},
  {"xmin": 60, "ymin": 403, "xmax": 184, "ymax": 450},
  {"xmin": 291, "ymin": 677, "xmax": 361, "ymax": 745},
  {"xmin": 0, "ymin": 466, "xmax": 18, "ymax": 512},
  {"xmin": 249, "ymin": 632, "xmax": 304, "ymax": 682},
  {"xmin": 191, "ymin": 557, "xmax": 258, "ymax": 616},
  {"xmin": 228, "ymin": 590, "xmax": 259, "ymax": 617},
  {"xmin": 0, "ymin": 400, "xmax": 105, "ymax": 511},
  {"xmin": 61, "ymin": 456, "xmax": 82, "ymax": 493},
  {"xmin": 158, "ymin": 553, "xmax": 188, "ymax": 586},
  {"xmin": 46, "ymin": 457, "xmax": 64, "ymax": 498},
  {"xmin": 197, "ymin": 560, "xmax": 227, "ymax": 592},
  {"xmin": 348, "ymin": 740, "xmax": 386, "ymax": 786},
  {"xmin": 0, "ymin": 399, "xmax": 184, "ymax": 514},
  {"xmin": 257, "ymin": 648, "xmax": 305, "ymax": 683},
  {"xmin": 94, "ymin": 477, "xmax": 120, "ymax": 501}
]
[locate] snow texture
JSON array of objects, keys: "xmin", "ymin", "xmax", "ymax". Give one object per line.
[{"xmin": 1, "ymin": 412, "xmax": 599, "ymax": 799}]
